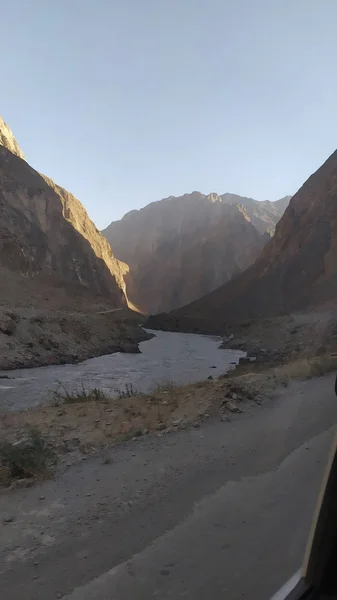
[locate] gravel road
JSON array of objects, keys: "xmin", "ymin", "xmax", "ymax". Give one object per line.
[{"xmin": 1, "ymin": 374, "xmax": 337, "ymax": 599}]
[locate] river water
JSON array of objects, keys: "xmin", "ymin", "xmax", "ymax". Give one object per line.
[{"xmin": 0, "ymin": 330, "xmax": 244, "ymax": 411}]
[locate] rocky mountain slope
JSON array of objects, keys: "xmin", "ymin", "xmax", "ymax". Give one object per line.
[
  {"xmin": 0, "ymin": 117, "xmax": 129, "ymax": 310},
  {"xmin": 103, "ymin": 192, "xmax": 289, "ymax": 313},
  {"xmin": 146, "ymin": 150, "xmax": 337, "ymax": 332},
  {"xmin": 0, "ymin": 117, "xmax": 150, "ymax": 368},
  {"xmin": 0, "ymin": 116, "xmax": 25, "ymax": 161}
]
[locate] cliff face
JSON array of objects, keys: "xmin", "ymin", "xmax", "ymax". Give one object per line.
[
  {"xmin": 0, "ymin": 116, "xmax": 25, "ymax": 161},
  {"xmin": 0, "ymin": 118, "xmax": 128, "ymax": 310},
  {"xmin": 148, "ymin": 150, "xmax": 337, "ymax": 331},
  {"xmin": 103, "ymin": 192, "xmax": 289, "ymax": 313}
]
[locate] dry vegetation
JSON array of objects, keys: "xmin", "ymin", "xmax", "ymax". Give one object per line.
[{"xmin": 1, "ymin": 353, "xmax": 336, "ymax": 487}]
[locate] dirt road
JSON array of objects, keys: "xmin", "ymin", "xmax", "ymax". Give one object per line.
[{"xmin": 1, "ymin": 374, "xmax": 337, "ymax": 599}]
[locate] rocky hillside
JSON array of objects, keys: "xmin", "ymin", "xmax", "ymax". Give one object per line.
[
  {"xmin": 0, "ymin": 117, "xmax": 129, "ymax": 310},
  {"xmin": 103, "ymin": 192, "xmax": 289, "ymax": 313},
  {"xmin": 146, "ymin": 150, "xmax": 337, "ymax": 332},
  {"xmin": 0, "ymin": 117, "xmax": 154, "ymax": 369}
]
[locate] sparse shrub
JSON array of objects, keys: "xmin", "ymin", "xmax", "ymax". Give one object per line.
[
  {"xmin": 52, "ymin": 384, "xmax": 110, "ymax": 404},
  {"xmin": 0, "ymin": 427, "xmax": 57, "ymax": 481},
  {"xmin": 116, "ymin": 382, "xmax": 138, "ymax": 398}
]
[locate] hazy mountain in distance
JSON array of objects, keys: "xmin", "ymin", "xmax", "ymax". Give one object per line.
[{"xmin": 103, "ymin": 192, "xmax": 290, "ymax": 313}]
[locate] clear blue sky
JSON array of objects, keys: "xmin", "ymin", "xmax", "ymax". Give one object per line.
[{"xmin": 1, "ymin": 0, "xmax": 337, "ymax": 228}]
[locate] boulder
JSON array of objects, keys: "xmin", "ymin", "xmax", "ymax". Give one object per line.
[
  {"xmin": 0, "ymin": 314, "xmax": 16, "ymax": 336},
  {"xmin": 118, "ymin": 342, "xmax": 141, "ymax": 354}
]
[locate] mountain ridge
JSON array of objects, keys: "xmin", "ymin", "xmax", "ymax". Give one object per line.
[
  {"xmin": 103, "ymin": 191, "xmax": 290, "ymax": 313},
  {"xmin": 0, "ymin": 117, "xmax": 130, "ymax": 310}
]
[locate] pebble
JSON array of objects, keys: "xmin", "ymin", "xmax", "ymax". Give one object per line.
[{"xmin": 3, "ymin": 516, "xmax": 15, "ymax": 524}]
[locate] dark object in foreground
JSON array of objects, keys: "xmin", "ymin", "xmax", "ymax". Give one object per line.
[{"xmin": 271, "ymin": 435, "xmax": 337, "ymax": 599}]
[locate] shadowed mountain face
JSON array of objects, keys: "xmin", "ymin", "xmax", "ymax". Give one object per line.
[
  {"xmin": 0, "ymin": 117, "xmax": 128, "ymax": 310},
  {"xmin": 146, "ymin": 150, "xmax": 337, "ymax": 332},
  {"xmin": 103, "ymin": 192, "xmax": 290, "ymax": 313}
]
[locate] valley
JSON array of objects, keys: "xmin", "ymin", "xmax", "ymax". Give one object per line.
[{"xmin": 1, "ymin": 114, "xmax": 337, "ymax": 600}]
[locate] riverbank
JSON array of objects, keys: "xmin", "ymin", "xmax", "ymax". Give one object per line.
[
  {"xmin": 146, "ymin": 309, "xmax": 337, "ymax": 365},
  {"xmin": 1, "ymin": 352, "xmax": 336, "ymax": 487},
  {"xmin": 1, "ymin": 370, "xmax": 337, "ymax": 600},
  {"xmin": 0, "ymin": 308, "xmax": 152, "ymax": 370}
]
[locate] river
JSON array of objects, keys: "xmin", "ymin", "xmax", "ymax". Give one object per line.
[{"xmin": 0, "ymin": 329, "xmax": 244, "ymax": 411}]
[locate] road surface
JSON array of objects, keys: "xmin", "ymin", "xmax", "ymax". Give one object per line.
[{"xmin": 1, "ymin": 374, "xmax": 337, "ymax": 599}]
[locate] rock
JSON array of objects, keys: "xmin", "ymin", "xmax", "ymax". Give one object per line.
[
  {"xmin": 9, "ymin": 478, "xmax": 35, "ymax": 490},
  {"xmin": 239, "ymin": 356, "xmax": 256, "ymax": 365},
  {"xmin": 157, "ymin": 423, "xmax": 166, "ymax": 431},
  {"xmin": 0, "ymin": 314, "xmax": 16, "ymax": 336},
  {"xmin": 0, "ymin": 116, "xmax": 25, "ymax": 159},
  {"xmin": 118, "ymin": 343, "xmax": 141, "ymax": 354},
  {"xmin": 207, "ymin": 375, "xmax": 213, "ymax": 380},
  {"xmin": 225, "ymin": 400, "xmax": 243, "ymax": 413},
  {"xmin": 210, "ymin": 365, "xmax": 217, "ymax": 368},
  {"xmin": 3, "ymin": 516, "xmax": 15, "ymax": 524},
  {"xmin": 231, "ymin": 393, "xmax": 238, "ymax": 400}
]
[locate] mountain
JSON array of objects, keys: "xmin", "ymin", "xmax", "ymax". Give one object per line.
[
  {"xmin": 146, "ymin": 150, "xmax": 337, "ymax": 332},
  {"xmin": 0, "ymin": 116, "xmax": 129, "ymax": 310},
  {"xmin": 0, "ymin": 117, "xmax": 152, "ymax": 369},
  {"xmin": 103, "ymin": 192, "xmax": 290, "ymax": 314}
]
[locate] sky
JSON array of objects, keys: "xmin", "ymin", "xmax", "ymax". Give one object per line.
[{"xmin": 1, "ymin": 0, "xmax": 337, "ymax": 228}]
